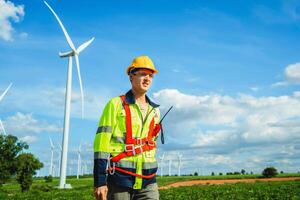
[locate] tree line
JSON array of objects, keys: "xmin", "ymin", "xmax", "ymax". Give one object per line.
[{"xmin": 0, "ymin": 134, "xmax": 43, "ymax": 192}]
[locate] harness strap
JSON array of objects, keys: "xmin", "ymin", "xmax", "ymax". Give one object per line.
[
  {"xmin": 108, "ymin": 95, "xmax": 157, "ymax": 178},
  {"xmin": 111, "ymin": 141, "xmax": 156, "ymax": 162},
  {"xmin": 107, "ymin": 166, "xmax": 156, "ymax": 179},
  {"xmin": 120, "ymin": 95, "xmax": 133, "ymax": 144}
]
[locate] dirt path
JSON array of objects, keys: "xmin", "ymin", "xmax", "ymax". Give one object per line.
[{"xmin": 159, "ymin": 177, "xmax": 300, "ymax": 190}]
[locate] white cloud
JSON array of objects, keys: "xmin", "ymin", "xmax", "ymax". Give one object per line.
[
  {"xmin": 153, "ymin": 89, "xmax": 300, "ymax": 148},
  {"xmin": 19, "ymin": 32, "xmax": 28, "ymax": 39},
  {"xmin": 0, "ymin": 0, "xmax": 24, "ymax": 41},
  {"xmin": 271, "ymin": 81, "xmax": 289, "ymax": 87},
  {"xmin": 250, "ymin": 86, "xmax": 259, "ymax": 92},
  {"xmin": 20, "ymin": 135, "xmax": 38, "ymax": 143},
  {"xmin": 186, "ymin": 77, "xmax": 200, "ymax": 83},
  {"xmin": 154, "ymin": 89, "xmax": 244, "ymax": 126},
  {"xmin": 3, "ymin": 112, "xmax": 61, "ymax": 135},
  {"xmin": 271, "ymin": 63, "xmax": 300, "ymax": 87},
  {"xmin": 172, "ymin": 69, "xmax": 180, "ymax": 73},
  {"xmin": 2, "ymin": 85, "xmax": 110, "ymax": 120},
  {"xmin": 192, "ymin": 130, "xmax": 236, "ymax": 147},
  {"xmin": 285, "ymin": 63, "xmax": 300, "ymax": 83}
]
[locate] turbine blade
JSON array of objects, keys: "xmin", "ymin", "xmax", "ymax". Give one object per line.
[
  {"xmin": 0, "ymin": 83, "xmax": 13, "ymax": 102},
  {"xmin": 49, "ymin": 136, "xmax": 54, "ymax": 148},
  {"xmin": 77, "ymin": 37, "xmax": 95, "ymax": 54},
  {"xmin": 44, "ymin": 1, "xmax": 76, "ymax": 51},
  {"xmin": 74, "ymin": 55, "xmax": 84, "ymax": 118},
  {"xmin": 0, "ymin": 119, "xmax": 7, "ymax": 135},
  {"xmin": 59, "ymin": 50, "xmax": 74, "ymax": 57}
]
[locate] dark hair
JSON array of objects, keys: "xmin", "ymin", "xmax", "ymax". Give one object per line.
[
  {"xmin": 129, "ymin": 68, "xmax": 139, "ymax": 75},
  {"xmin": 130, "ymin": 68, "xmax": 154, "ymax": 75}
]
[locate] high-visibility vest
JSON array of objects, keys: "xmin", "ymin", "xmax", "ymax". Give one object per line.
[{"xmin": 94, "ymin": 91, "xmax": 160, "ymax": 189}]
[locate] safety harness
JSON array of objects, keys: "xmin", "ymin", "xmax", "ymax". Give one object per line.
[{"xmin": 107, "ymin": 95, "xmax": 161, "ymax": 179}]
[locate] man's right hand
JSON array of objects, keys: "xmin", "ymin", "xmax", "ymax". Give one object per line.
[{"xmin": 94, "ymin": 186, "xmax": 108, "ymax": 200}]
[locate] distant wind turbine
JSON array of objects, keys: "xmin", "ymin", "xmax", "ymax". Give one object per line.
[
  {"xmin": 168, "ymin": 159, "xmax": 172, "ymax": 176},
  {"xmin": 77, "ymin": 143, "xmax": 81, "ymax": 179},
  {"xmin": 177, "ymin": 153, "xmax": 182, "ymax": 177},
  {"xmin": 0, "ymin": 83, "xmax": 13, "ymax": 135},
  {"xmin": 0, "ymin": 121, "xmax": 6, "ymax": 136},
  {"xmin": 69, "ymin": 160, "xmax": 74, "ymax": 176},
  {"xmin": 159, "ymin": 153, "xmax": 165, "ymax": 177},
  {"xmin": 58, "ymin": 144, "xmax": 62, "ymax": 176},
  {"xmin": 49, "ymin": 137, "xmax": 55, "ymax": 176},
  {"xmin": 44, "ymin": 1, "xmax": 94, "ymax": 189}
]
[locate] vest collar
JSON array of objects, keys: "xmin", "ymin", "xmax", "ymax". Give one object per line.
[{"xmin": 125, "ymin": 90, "xmax": 160, "ymax": 108}]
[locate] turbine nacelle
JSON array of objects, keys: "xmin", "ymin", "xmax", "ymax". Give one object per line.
[{"xmin": 59, "ymin": 37, "xmax": 94, "ymax": 58}]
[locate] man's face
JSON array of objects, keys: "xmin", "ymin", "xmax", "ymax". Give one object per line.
[{"xmin": 130, "ymin": 68, "xmax": 154, "ymax": 93}]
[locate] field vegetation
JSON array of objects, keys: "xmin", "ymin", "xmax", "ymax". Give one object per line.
[{"xmin": 1, "ymin": 174, "xmax": 300, "ymax": 200}]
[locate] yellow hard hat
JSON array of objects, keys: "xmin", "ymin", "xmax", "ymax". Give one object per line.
[{"xmin": 126, "ymin": 55, "xmax": 158, "ymax": 75}]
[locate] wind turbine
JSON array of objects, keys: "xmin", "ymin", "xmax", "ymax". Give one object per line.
[
  {"xmin": 49, "ymin": 137, "xmax": 55, "ymax": 176},
  {"xmin": 44, "ymin": 1, "xmax": 94, "ymax": 189},
  {"xmin": 57, "ymin": 144, "xmax": 62, "ymax": 177},
  {"xmin": 168, "ymin": 159, "xmax": 172, "ymax": 176},
  {"xmin": 76, "ymin": 143, "xmax": 81, "ymax": 179},
  {"xmin": 159, "ymin": 153, "xmax": 165, "ymax": 177},
  {"xmin": 69, "ymin": 160, "xmax": 74, "ymax": 176},
  {"xmin": 0, "ymin": 83, "xmax": 13, "ymax": 135},
  {"xmin": 0, "ymin": 121, "xmax": 6, "ymax": 136},
  {"xmin": 177, "ymin": 153, "xmax": 182, "ymax": 177}
]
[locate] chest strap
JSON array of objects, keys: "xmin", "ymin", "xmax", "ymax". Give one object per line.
[{"xmin": 111, "ymin": 95, "xmax": 156, "ymax": 162}]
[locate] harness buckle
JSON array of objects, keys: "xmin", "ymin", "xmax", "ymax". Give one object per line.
[
  {"xmin": 106, "ymin": 155, "xmax": 115, "ymax": 175},
  {"xmin": 108, "ymin": 162, "xmax": 115, "ymax": 175},
  {"xmin": 136, "ymin": 145, "xmax": 143, "ymax": 154},
  {"xmin": 125, "ymin": 144, "xmax": 135, "ymax": 155},
  {"xmin": 147, "ymin": 140, "xmax": 155, "ymax": 147},
  {"xmin": 136, "ymin": 138, "xmax": 142, "ymax": 145}
]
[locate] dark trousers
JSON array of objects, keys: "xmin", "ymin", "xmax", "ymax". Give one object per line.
[{"xmin": 107, "ymin": 182, "xmax": 159, "ymax": 200}]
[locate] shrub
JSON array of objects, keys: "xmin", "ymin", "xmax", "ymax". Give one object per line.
[
  {"xmin": 15, "ymin": 153, "xmax": 43, "ymax": 192},
  {"xmin": 31, "ymin": 184, "xmax": 53, "ymax": 192},
  {"xmin": 44, "ymin": 175, "xmax": 53, "ymax": 183},
  {"xmin": 262, "ymin": 167, "xmax": 278, "ymax": 178}
]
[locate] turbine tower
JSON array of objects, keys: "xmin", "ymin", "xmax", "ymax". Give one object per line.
[
  {"xmin": 77, "ymin": 143, "xmax": 81, "ymax": 179},
  {"xmin": 159, "ymin": 153, "xmax": 165, "ymax": 177},
  {"xmin": 49, "ymin": 137, "xmax": 55, "ymax": 176},
  {"xmin": 177, "ymin": 153, "xmax": 182, "ymax": 177},
  {"xmin": 57, "ymin": 144, "xmax": 62, "ymax": 177},
  {"xmin": 44, "ymin": 1, "xmax": 94, "ymax": 189},
  {"xmin": 0, "ymin": 83, "xmax": 13, "ymax": 135}
]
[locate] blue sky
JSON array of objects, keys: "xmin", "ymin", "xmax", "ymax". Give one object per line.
[{"xmin": 1, "ymin": 0, "xmax": 300, "ymax": 176}]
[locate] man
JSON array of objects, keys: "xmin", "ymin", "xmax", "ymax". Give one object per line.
[{"xmin": 94, "ymin": 55, "xmax": 161, "ymax": 200}]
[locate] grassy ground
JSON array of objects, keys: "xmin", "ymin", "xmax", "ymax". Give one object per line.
[
  {"xmin": 157, "ymin": 172, "xmax": 300, "ymax": 186},
  {"xmin": 159, "ymin": 180, "xmax": 300, "ymax": 200},
  {"xmin": 0, "ymin": 173, "xmax": 299, "ymax": 200}
]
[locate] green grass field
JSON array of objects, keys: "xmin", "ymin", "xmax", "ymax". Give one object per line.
[{"xmin": 0, "ymin": 174, "xmax": 299, "ymax": 200}]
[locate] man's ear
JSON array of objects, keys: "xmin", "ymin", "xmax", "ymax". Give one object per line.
[{"xmin": 129, "ymin": 74, "xmax": 133, "ymax": 82}]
